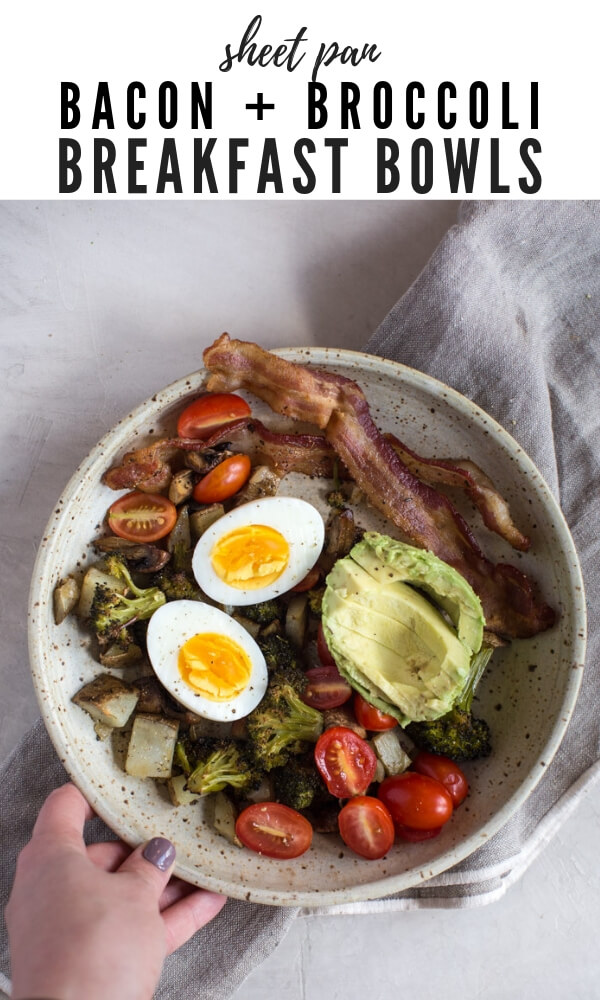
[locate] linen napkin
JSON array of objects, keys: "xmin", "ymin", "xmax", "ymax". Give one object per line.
[{"xmin": 1, "ymin": 200, "xmax": 599, "ymax": 996}]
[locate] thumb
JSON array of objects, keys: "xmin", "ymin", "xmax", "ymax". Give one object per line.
[{"xmin": 118, "ymin": 836, "xmax": 177, "ymax": 896}]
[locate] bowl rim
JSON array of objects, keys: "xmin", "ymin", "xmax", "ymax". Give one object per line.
[{"xmin": 28, "ymin": 346, "xmax": 587, "ymax": 906}]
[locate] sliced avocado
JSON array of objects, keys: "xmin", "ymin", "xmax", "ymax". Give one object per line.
[
  {"xmin": 322, "ymin": 534, "xmax": 485, "ymax": 726},
  {"xmin": 351, "ymin": 532, "xmax": 484, "ymax": 654}
]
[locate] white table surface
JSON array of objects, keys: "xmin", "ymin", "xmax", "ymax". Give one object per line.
[{"xmin": 1, "ymin": 200, "xmax": 598, "ymax": 1000}]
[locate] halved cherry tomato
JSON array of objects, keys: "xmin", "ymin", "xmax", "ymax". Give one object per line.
[
  {"xmin": 192, "ymin": 454, "xmax": 251, "ymax": 503},
  {"xmin": 377, "ymin": 772, "xmax": 453, "ymax": 832},
  {"xmin": 235, "ymin": 802, "xmax": 313, "ymax": 859},
  {"xmin": 394, "ymin": 824, "xmax": 443, "ymax": 842},
  {"xmin": 291, "ymin": 566, "xmax": 321, "ymax": 592},
  {"xmin": 177, "ymin": 393, "xmax": 251, "ymax": 440},
  {"xmin": 317, "ymin": 623, "xmax": 336, "ymax": 667},
  {"xmin": 338, "ymin": 796, "xmax": 395, "ymax": 860},
  {"xmin": 107, "ymin": 491, "xmax": 177, "ymax": 543},
  {"xmin": 314, "ymin": 726, "xmax": 377, "ymax": 798},
  {"xmin": 302, "ymin": 665, "xmax": 352, "ymax": 710},
  {"xmin": 353, "ymin": 693, "xmax": 398, "ymax": 732},
  {"xmin": 412, "ymin": 751, "xmax": 469, "ymax": 807}
]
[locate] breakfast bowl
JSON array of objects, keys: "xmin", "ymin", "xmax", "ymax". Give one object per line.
[{"xmin": 27, "ymin": 346, "xmax": 586, "ymax": 907}]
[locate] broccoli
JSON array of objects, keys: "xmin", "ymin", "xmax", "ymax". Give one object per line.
[
  {"xmin": 272, "ymin": 754, "xmax": 326, "ymax": 810},
  {"xmin": 185, "ymin": 739, "xmax": 262, "ymax": 797},
  {"xmin": 89, "ymin": 556, "xmax": 166, "ymax": 640},
  {"xmin": 241, "ymin": 599, "xmax": 282, "ymax": 625},
  {"xmin": 174, "ymin": 738, "xmax": 195, "ymax": 776},
  {"xmin": 406, "ymin": 645, "xmax": 494, "ymax": 761},
  {"xmin": 326, "ymin": 489, "xmax": 347, "ymax": 511},
  {"xmin": 153, "ymin": 567, "xmax": 201, "ymax": 602},
  {"xmin": 307, "ymin": 586, "xmax": 325, "ymax": 618},
  {"xmin": 257, "ymin": 633, "xmax": 301, "ymax": 673},
  {"xmin": 246, "ymin": 666, "xmax": 324, "ymax": 771}
]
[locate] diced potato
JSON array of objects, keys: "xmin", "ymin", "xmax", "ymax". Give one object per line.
[
  {"xmin": 232, "ymin": 613, "xmax": 261, "ymax": 639},
  {"xmin": 189, "ymin": 504, "xmax": 225, "ymax": 538},
  {"xmin": 167, "ymin": 773, "xmax": 201, "ymax": 807},
  {"xmin": 167, "ymin": 505, "xmax": 191, "ymax": 555},
  {"xmin": 168, "ymin": 469, "xmax": 195, "ymax": 505},
  {"xmin": 285, "ymin": 593, "xmax": 308, "ymax": 648},
  {"xmin": 125, "ymin": 714, "xmax": 179, "ymax": 779},
  {"xmin": 72, "ymin": 674, "xmax": 139, "ymax": 728},
  {"xmin": 53, "ymin": 575, "xmax": 80, "ymax": 624},
  {"xmin": 372, "ymin": 729, "xmax": 411, "ymax": 776},
  {"xmin": 212, "ymin": 791, "xmax": 241, "ymax": 847},
  {"xmin": 99, "ymin": 642, "xmax": 143, "ymax": 668},
  {"xmin": 242, "ymin": 775, "xmax": 274, "ymax": 804},
  {"xmin": 77, "ymin": 564, "xmax": 127, "ymax": 620}
]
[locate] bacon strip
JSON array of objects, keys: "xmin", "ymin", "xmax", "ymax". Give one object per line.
[
  {"xmin": 385, "ymin": 434, "xmax": 531, "ymax": 552},
  {"xmin": 203, "ymin": 334, "xmax": 555, "ymax": 639}
]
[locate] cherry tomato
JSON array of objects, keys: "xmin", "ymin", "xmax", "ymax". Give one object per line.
[
  {"xmin": 107, "ymin": 491, "xmax": 177, "ymax": 543},
  {"xmin": 235, "ymin": 802, "xmax": 313, "ymax": 859},
  {"xmin": 177, "ymin": 393, "xmax": 251, "ymax": 440},
  {"xmin": 317, "ymin": 623, "xmax": 336, "ymax": 667},
  {"xmin": 314, "ymin": 726, "xmax": 377, "ymax": 798},
  {"xmin": 353, "ymin": 693, "xmax": 398, "ymax": 732},
  {"xmin": 394, "ymin": 824, "xmax": 443, "ymax": 842},
  {"xmin": 338, "ymin": 796, "xmax": 395, "ymax": 860},
  {"xmin": 291, "ymin": 566, "xmax": 321, "ymax": 592},
  {"xmin": 302, "ymin": 665, "xmax": 352, "ymax": 710},
  {"xmin": 412, "ymin": 751, "xmax": 469, "ymax": 807},
  {"xmin": 192, "ymin": 454, "xmax": 251, "ymax": 503},
  {"xmin": 378, "ymin": 772, "xmax": 453, "ymax": 832}
]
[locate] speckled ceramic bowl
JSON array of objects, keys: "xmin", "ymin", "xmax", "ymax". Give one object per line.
[{"xmin": 28, "ymin": 348, "xmax": 586, "ymax": 907}]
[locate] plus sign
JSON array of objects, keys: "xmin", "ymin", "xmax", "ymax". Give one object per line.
[{"xmin": 245, "ymin": 93, "xmax": 275, "ymax": 120}]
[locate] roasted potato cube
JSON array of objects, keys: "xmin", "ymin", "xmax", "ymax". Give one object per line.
[
  {"xmin": 125, "ymin": 714, "xmax": 179, "ymax": 779},
  {"xmin": 53, "ymin": 575, "xmax": 80, "ymax": 625},
  {"xmin": 72, "ymin": 674, "xmax": 139, "ymax": 728},
  {"xmin": 167, "ymin": 773, "xmax": 201, "ymax": 807},
  {"xmin": 212, "ymin": 791, "xmax": 241, "ymax": 847},
  {"xmin": 372, "ymin": 729, "xmax": 411, "ymax": 776}
]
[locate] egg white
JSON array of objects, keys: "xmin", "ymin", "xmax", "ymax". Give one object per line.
[
  {"xmin": 191, "ymin": 496, "xmax": 325, "ymax": 606},
  {"xmin": 145, "ymin": 600, "xmax": 268, "ymax": 721}
]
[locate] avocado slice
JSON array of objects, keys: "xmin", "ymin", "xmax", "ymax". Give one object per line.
[{"xmin": 322, "ymin": 534, "xmax": 485, "ymax": 726}]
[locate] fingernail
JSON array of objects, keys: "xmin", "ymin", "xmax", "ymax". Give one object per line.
[{"xmin": 143, "ymin": 836, "xmax": 176, "ymax": 871}]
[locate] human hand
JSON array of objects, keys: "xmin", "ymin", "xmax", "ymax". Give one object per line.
[{"xmin": 6, "ymin": 782, "xmax": 227, "ymax": 1000}]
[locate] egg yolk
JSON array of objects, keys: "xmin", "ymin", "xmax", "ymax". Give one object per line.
[
  {"xmin": 178, "ymin": 632, "xmax": 252, "ymax": 701},
  {"xmin": 210, "ymin": 523, "xmax": 290, "ymax": 590}
]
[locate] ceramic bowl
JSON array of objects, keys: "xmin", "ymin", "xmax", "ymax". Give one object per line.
[{"xmin": 28, "ymin": 348, "xmax": 586, "ymax": 906}]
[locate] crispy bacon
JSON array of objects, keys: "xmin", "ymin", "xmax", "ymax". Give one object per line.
[
  {"xmin": 385, "ymin": 434, "xmax": 530, "ymax": 552},
  {"xmin": 203, "ymin": 334, "xmax": 555, "ymax": 639},
  {"xmin": 102, "ymin": 420, "xmax": 336, "ymax": 492}
]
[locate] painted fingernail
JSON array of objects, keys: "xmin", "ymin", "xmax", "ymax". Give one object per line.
[{"xmin": 143, "ymin": 837, "xmax": 176, "ymax": 871}]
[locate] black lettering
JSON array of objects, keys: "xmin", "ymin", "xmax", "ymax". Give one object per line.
[
  {"xmin": 501, "ymin": 82, "xmax": 518, "ymax": 128},
  {"xmin": 444, "ymin": 138, "xmax": 479, "ymax": 193},
  {"xmin": 58, "ymin": 139, "xmax": 81, "ymax": 192},
  {"xmin": 530, "ymin": 82, "xmax": 539, "ymax": 129},
  {"xmin": 158, "ymin": 82, "xmax": 177, "ymax": 129},
  {"xmin": 373, "ymin": 81, "xmax": 392, "ymax": 129},
  {"xmin": 94, "ymin": 139, "xmax": 116, "ymax": 193},
  {"xmin": 258, "ymin": 138, "xmax": 283, "ymax": 193},
  {"xmin": 308, "ymin": 82, "xmax": 328, "ymax": 128},
  {"xmin": 156, "ymin": 138, "xmax": 182, "ymax": 192},
  {"xmin": 191, "ymin": 82, "xmax": 212, "ymax": 128},
  {"xmin": 490, "ymin": 137, "xmax": 509, "ymax": 193},
  {"xmin": 341, "ymin": 83, "xmax": 360, "ymax": 129},
  {"xmin": 325, "ymin": 138, "xmax": 347, "ymax": 193},
  {"xmin": 411, "ymin": 139, "xmax": 433, "ymax": 194},
  {"xmin": 470, "ymin": 82, "xmax": 488, "ymax": 129},
  {"xmin": 128, "ymin": 138, "xmax": 147, "ymax": 193},
  {"xmin": 229, "ymin": 138, "xmax": 249, "ymax": 193},
  {"xmin": 519, "ymin": 138, "xmax": 542, "ymax": 193},
  {"xmin": 193, "ymin": 138, "xmax": 218, "ymax": 192},
  {"xmin": 127, "ymin": 82, "xmax": 145, "ymax": 129},
  {"xmin": 61, "ymin": 83, "xmax": 80, "ymax": 129},
  {"xmin": 438, "ymin": 82, "xmax": 457, "ymax": 129},
  {"xmin": 293, "ymin": 139, "xmax": 316, "ymax": 193},
  {"xmin": 92, "ymin": 83, "xmax": 114, "ymax": 129},
  {"xmin": 406, "ymin": 82, "xmax": 425, "ymax": 129},
  {"xmin": 376, "ymin": 138, "xmax": 399, "ymax": 193}
]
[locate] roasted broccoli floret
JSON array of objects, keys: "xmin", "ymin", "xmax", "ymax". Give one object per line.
[
  {"xmin": 241, "ymin": 599, "xmax": 282, "ymax": 625},
  {"xmin": 326, "ymin": 489, "xmax": 347, "ymax": 510},
  {"xmin": 406, "ymin": 645, "xmax": 494, "ymax": 761},
  {"xmin": 257, "ymin": 633, "xmax": 301, "ymax": 673},
  {"xmin": 272, "ymin": 754, "xmax": 325, "ymax": 810},
  {"xmin": 153, "ymin": 567, "xmax": 201, "ymax": 602},
  {"xmin": 246, "ymin": 667, "xmax": 324, "ymax": 771},
  {"xmin": 307, "ymin": 586, "xmax": 325, "ymax": 618},
  {"xmin": 185, "ymin": 739, "xmax": 262, "ymax": 797},
  {"xmin": 89, "ymin": 557, "xmax": 166, "ymax": 640}
]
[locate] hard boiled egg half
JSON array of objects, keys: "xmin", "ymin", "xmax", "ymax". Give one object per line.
[
  {"xmin": 191, "ymin": 496, "xmax": 325, "ymax": 606},
  {"xmin": 146, "ymin": 601, "xmax": 268, "ymax": 721}
]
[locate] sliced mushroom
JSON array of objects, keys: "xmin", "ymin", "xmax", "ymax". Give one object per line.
[{"xmin": 93, "ymin": 536, "xmax": 171, "ymax": 573}]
